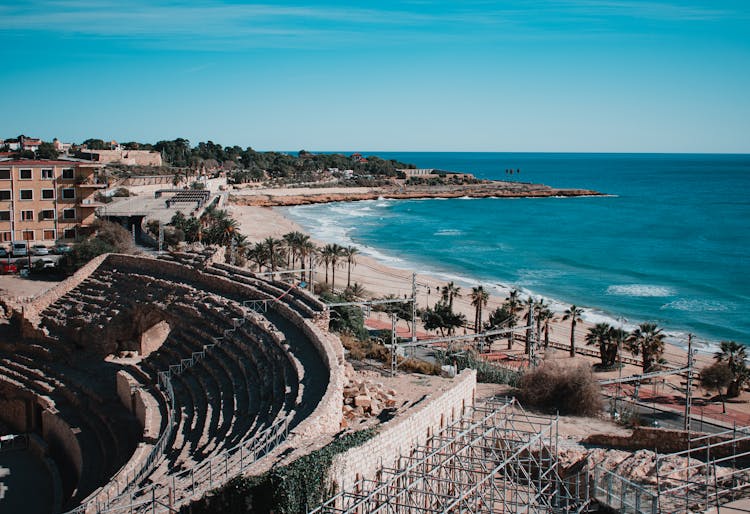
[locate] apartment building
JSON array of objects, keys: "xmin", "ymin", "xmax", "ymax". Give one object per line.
[{"xmin": 0, "ymin": 160, "xmax": 105, "ymax": 244}]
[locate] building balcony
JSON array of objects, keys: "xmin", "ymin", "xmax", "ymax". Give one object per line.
[
  {"xmin": 78, "ymin": 199, "xmax": 106, "ymax": 208},
  {"xmin": 75, "ymin": 177, "xmax": 108, "ymax": 188}
]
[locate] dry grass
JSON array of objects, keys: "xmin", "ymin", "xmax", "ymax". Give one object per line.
[{"xmin": 518, "ymin": 362, "xmax": 603, "ymax": 416}]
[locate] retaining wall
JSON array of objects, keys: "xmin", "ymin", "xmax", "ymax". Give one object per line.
[{"xmin": 584, "ymin": 427, "xmax": 750, "ymax": 458}]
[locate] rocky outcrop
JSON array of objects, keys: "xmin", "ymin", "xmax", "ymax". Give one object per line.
[{"xmin": 231, "ymin": 183, "xmax": 603, "ymax": 207}]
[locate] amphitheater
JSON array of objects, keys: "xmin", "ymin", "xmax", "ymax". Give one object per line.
[
  {"xmin": 0, "ymin": 252, "xmax": 345, "ymax": 513},
  {"xmin": 1, "ymin": 252, "xmax": 748, "ymax": 514}
]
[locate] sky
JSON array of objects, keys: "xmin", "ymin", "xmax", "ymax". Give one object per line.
[{"xmin": 1, "ymin": 0, "xmax": 749, "ymax": 152}]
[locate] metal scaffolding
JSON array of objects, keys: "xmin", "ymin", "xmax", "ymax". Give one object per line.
[{"xmin": 310, "ymin": 398, "xmax": 591, "ymax": 514}]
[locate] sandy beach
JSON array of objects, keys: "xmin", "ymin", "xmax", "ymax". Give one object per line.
[{"xmin": 228, "ymin": 200, "xmax": 750, "ymax": 427}]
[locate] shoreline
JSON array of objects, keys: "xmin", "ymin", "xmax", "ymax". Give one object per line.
[
  {"xmin": 228, "ymin": 200, "xmax": 750, "ymax": 426},
  {"xmin": 229, "ymin": 182, "xmax": 603, "ymax": 207}
]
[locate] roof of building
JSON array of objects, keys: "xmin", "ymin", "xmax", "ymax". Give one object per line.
[{"xmin": 0, "ymin": 159, "xmax": 101, "ymax": 166}]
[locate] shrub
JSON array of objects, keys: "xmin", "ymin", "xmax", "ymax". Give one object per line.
[{"xmin": 518, "ymin": 362, "xmax": 603, "ymax": 416}]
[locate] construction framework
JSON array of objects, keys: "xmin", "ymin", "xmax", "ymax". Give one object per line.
[{"xmin": 310, "ymin": 398, "xmax": 591, "ymax": 514}]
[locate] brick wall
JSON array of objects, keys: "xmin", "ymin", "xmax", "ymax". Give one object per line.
[{"xmin": 328, "ymin": 369, "xmax": 477, "ymax": 493}]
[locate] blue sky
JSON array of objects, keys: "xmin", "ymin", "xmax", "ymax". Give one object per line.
[{"xmin": 1, "ymin": 1, "xmax": 749, "ymax": 152}]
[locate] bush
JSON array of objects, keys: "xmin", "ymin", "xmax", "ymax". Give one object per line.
[
  {"xmin": 518, "ymin": 362, "xmax": 603, "ymax": 416},
  {"xmin": 434, "ymin": 349, "xmax": 522, "ymax": 386}
]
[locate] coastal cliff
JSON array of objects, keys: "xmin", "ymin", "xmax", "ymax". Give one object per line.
[{"xmin": 230, "ymin": 182, "xmax": 602, "ymax": 207}]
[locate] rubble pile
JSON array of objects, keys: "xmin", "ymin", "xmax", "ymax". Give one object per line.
[{"xmin": 341, "ymin": 363, "xmax": 397, "ymax": 427}]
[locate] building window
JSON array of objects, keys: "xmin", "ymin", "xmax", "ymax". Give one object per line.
[
  {"xmin": 41, "ymin": 169, "xmax": 54, "ymax": 180},
  {"xmin": 20, "ymin": 189, "xmax": 33, "ymax": 201},
  {"xmin": 0, "ymin": 211, "xmax": 10, "ymax": 221},
  {"xmin": 63, "ymin": 228, "xmax": 76, "ymax": 239},
  {"xmin": 21, "ymin": 210, "xmax": 34, "ymax": 221},
  {"xmin": 62, "ymin": 188, "xmax": 75, "ymax": 200},
  {"xmin": 22, "ymin": 230, "xmax": 34, "ymax": 241},
  {"xmin": 42, "ymin": 189, "xmax": 55, "ymax": 200},
  {"xmin": 0, "ymin": 169, "xmax": 9, "ymax": 180},
  {"xmin": 43, "ymin": 229, "xmax": 56, "ymax": 240},
  {"xmin": 0, "ymin": 190, "xmax": 10, "ymax": 201},
  {"xmin": 19, "ymin": 169, "xmax": 33, "ymax": 180},
  {"xmin": 41, "ymin": 210, "xmax": 55, "ymax": 220},
  {"xmin": 1, "ymin": 232, "xmax": 10, "ymax": 242},
  {"xmin": 63, "ymin": 208, "xmax": 76, "ymax": 220},
  {"xmin": 62, "ymin": 168, "xmax": 74, "ymax": 179}
]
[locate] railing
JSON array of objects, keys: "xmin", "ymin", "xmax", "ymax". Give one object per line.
[
  {"xmin": 592, "ymin": 466, "xmax": 659, "ymax": 514},
  {"xmin": 67, "ymin": 299, "xmax": 295, "ymax": 513},
  {"xmin": 0, "ymin": 434, "xmax": 28, "ymax": 453}
]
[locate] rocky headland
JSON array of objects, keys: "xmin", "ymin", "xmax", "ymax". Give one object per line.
[{"xmin": 230, "ymin": 181, "xmax": 603, "ymax": 207}]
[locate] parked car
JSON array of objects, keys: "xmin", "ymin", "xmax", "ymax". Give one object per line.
[
  {"xmin": 0, "ymin": 262, "xmax": 18, "ymax": 274},
  {"xmin": 36, "ymin": 257, "xmax": 57, "ymax": 270},
  {"xmin": 0, "ymin": 248, "xmax": 8, "ymax": 259},
  {"xmin": 11, "ymin": 241, "xmax": 28, "ymax": 257},
  {"xmin": 31, "ymin": 244, "xmax": 50, "ymax": 256},
  {"xmin": 52, "ymin": 243, "xmax": 73, "ymax": 255}
]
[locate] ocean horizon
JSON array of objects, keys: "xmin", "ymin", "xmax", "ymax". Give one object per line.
[{"xmin": 282, "ymin": 152, "xmax": 750, "ymax": 352}]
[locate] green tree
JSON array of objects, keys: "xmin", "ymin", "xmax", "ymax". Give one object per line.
[
  {"xmin": 585, "ymin": 323, "xmax": 620, "ymax": 368},
  {"xmin": 562, "ymin": 304, "xmax": 584, "ymax": 357},
  {"xmin": 701, "ymin": 361, "xmax": 732, "ymax": 414},
  {"xmin": 440, "ymin": 282, "xmax": 462, "ymax": 310},
  {"xmin": 503, "ymin": 290, "xmax": 523, "ymax": 349},
  {"xmin": 421, "ymin": 302, "xmax": 466, "ymax": 337},
  {"xmin": 469, "ymin": 286, "xmax": 489, "ymax": 334},
  {"xmin": 714, "ymin": 341, "xmax": 749, "ymax": 398},
  {"xmin": 344, "ymin": 246, "xmax": 359, "ymax": 288},
  {"xmin": 36, "ymin": 142, "xmax": 60, "ymax": 159},
  {"xmin": 262, "ymin": 236, "xmax": 284, "ymax": 272},
  {"xmin": 626, "ymin": 322, "xmax": 666, "ymax": 373}
]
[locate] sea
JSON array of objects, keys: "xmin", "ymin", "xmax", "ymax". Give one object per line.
[{"xmin": 280, "ymin": 153, "xmax": 750, "ymax": 352}]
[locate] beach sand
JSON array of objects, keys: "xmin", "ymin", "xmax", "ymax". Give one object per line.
[{"xmin": 229, "ymin": 202, "xmax": 750, "ymax": 427}]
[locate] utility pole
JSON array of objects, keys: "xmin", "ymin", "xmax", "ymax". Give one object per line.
[
  {"xmin": 391, "ymin": 313, "xmax": 398, "ymax": 377},
  {"xmin": 528, "ymin": 304, "xmax": 536, "ymax": 367},
  {"xmin": 685, "ymin": 333, "xmax": 694, "ymax": 432},
  {"xmin": 411, "ymin": 273, "xmax": 417, "ymax": 344}
]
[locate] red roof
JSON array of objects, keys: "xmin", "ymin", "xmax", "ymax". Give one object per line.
[{"xmin": 0, "ymin": 159, "xmax": 99, "ymax": 166}]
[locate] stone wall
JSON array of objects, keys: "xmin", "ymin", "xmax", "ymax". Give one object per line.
[
  {"xmin": 17, "ymin": 253, "xmax": 110, "ymax": 338},
  {"xmin": 583, "ymin": 427, "xmax": 750, "ymax": 458},
  {"xmin": 42, "ymin": 409, "xmax": 83, "ymax": 499},
  {"xmin": 328, "ymin": 369, "xmax": 477, "ymax": 493}
]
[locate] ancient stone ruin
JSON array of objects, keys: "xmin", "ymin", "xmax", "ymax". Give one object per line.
[{"xmin": 0, "ymin": 254, "xmax": 344, "ymax": 513}]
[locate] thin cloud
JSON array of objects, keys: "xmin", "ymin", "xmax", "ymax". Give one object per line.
[{"xmin": 0, "ymin": 0, "xmax": 739, "ymax": 51}]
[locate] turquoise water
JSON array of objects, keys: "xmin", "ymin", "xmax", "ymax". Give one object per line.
[{"xmin": 282, "ymin": 153, "xmax": 750, "ymax": 349}]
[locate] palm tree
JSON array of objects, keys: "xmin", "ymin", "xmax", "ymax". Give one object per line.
[
  {"xmin": 345, "ymin": 282, "xmax": 366, "ymax": 300},
  {"xmin": 504, "ymin": 289, "xmax": 522, "ymax": 349},
  {"xmin": 282, "ymin": 232, "xmax": 297, "ymax": 269},
  {"xmin": 262, "ymin": 236, "xmax": 283, "ymax": 272},
  {"xmin": 469, "ymin": 286, "xmax": 489, "ymax": 334},
  {"xmin": 344, "ymin": 246, "xmax": 360, "ymax": 288},
  {"xmin": 626, "ymin": 322, "xmax": 666, "ymax": 373},
  {"xmin": 714, "ymin": 341, "xmax": 749, "ymax": 398},
  {"xmin": 537, "ymin": 306, "xmax": 555, "ymax": 348},
  {"xmin": 585, "ymin": 323, "xmax": 617, "ymax": 368},
  {"xmin": 331, "ymin": 243, "xmax": 346, "ymax": 291},
  {"xmin": 247, "ymin": 241, "xmax": 269, "ymax": 272},
  {"xmin": 562, "ymin": 304, "xmax": 584, "ymax": 357},
  {"xmin": 297, "ymin": 238, "xmax": 315, "ymax": 282},
  {"xmin": 321, "ymin": 244, "xmax": 334, "ymax": 284},
  {"xmin": 440, "ymin": 282, "xmax": 462, "ymax": 310}
]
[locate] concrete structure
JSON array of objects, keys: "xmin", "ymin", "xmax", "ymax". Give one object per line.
[
  {"xmin": 77, "ymin": 149, "xmax": 162, "ymax": 167},
  {"xmin": 1, "ymin": 253, "xmax": 344, "ymax": 513},
  {"xmin": 0, "ymin": 160, "xmax": 106, "ymax": 244}
]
